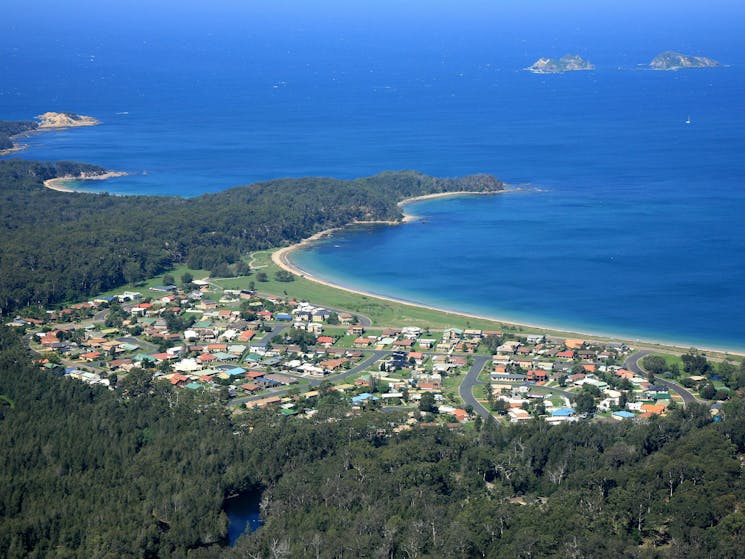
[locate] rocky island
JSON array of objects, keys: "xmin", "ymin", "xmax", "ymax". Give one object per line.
[
  {"xmin": 649, "ymin": 51, "xmax": 721, "ymax": 70},
  {"xmin": 526, "ymin": 54, "xmax": 594, "ymax": 74},
  {"xmin": 0, "ymin": 112, "xmax": 99, "ymax": 155}
]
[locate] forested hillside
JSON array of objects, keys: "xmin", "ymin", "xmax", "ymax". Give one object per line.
[
  {"xmin": 0, "ymin": 160, "xmax": 503, "ymax": 314},
  {"xmin": 0, "ymin": 120, "xmax": 38, "ymax": 150},
  {"xmin": 2, "ymin": 324, "xmax": 745, "ymax": 558}
]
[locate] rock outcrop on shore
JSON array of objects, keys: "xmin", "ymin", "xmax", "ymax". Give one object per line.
[
  {"xmin": 35, "ymin": 111, "xmax": 100, "ymax": 129},
  {"xmin": 649, "ymin": 51, "xmax": 721, "ymax": 70},
  {"xmin": 0, "ymin": 113, "xmax": 100, "ymax": 155},
  {"xmin": 526, "ymin": 54, "xmax": 594, "ymax": 74}
]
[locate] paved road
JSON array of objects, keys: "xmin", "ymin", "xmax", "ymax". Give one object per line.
[
  {"xmin": 93, "ymin": 308, "xmax": 110, "ymax": 323},
  {"xmin": 310, "ymin": 350, "xmax": 390, "ymax": 386},
  {"xmin": 624, "ymin": 350, "xmax": 698, "ymax": 406},
  {"xmin": 116, "ymin": 336, "xmax": 158, "ymax": 353},
  {"xmin": 458, "ymin": 355, "xmax": 495, "ymax": 423},
  {"xmin": 230, "ymin": 350, "xmax": 390, "ymax": 407},
  {"xmin": 254, "ymin": 324, "xmax": 290, "ymax": 349},
  {"xmin": 536, "ymin": 385, "xmax": 575, "ymax": 402}
]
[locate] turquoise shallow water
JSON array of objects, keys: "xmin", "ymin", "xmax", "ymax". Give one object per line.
[
  {"xmin": 2, "ymin": 6, "xmax": 744, "ymax": 350},
  {"xmin": 291, "ymin": 187, "xmax": 745, "ymax": 351}
]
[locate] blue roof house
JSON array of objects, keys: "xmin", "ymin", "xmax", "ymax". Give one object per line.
[{"xmin": 352, "ymin": 393, "xmax": 378, "ymax": 406}]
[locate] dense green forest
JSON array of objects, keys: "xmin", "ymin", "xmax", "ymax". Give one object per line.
[
  {"xmin": 2, "ymin": 324, "xmax": 745, "ymax": 558},
  {"xmin": 0, "ymin": 121, "xmax": 38, "ymax": 150},
  {"xmin": 3, "ymin": 157, "xmax": 745, "ymax": 558},
  {"xmin": 0, "ymin": 159, "xmax": 503, "ymax": 315}
]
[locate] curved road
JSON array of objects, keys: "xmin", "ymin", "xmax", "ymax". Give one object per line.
[
  {"xmin": 230, "ymin": 350, "xmax": 390, "ymax": 408},
  {"xmin": 459, "ymin": 356, "xmax": 496, "ymax": 423},
  {"xmin": 624, "ymin": 350, "xmax": 698, "ymax": 406}
]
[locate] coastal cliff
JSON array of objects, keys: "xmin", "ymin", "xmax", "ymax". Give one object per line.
[
  {"xmin": 649, "ymin": 51, "xmax": 720, "ymax": 70},
  {"xmin": 526, "ymin": 54, "xmax": 594, "ymax": 74}
]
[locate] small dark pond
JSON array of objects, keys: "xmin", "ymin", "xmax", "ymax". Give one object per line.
[{"xmin": 224, "ymin": 491, "xmax": 262, "ymax": 546}]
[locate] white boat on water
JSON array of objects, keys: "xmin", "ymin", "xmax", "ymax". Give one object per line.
[{"xmin": 685, "ymin": 115, "xmax": 692, "ymax": 124}]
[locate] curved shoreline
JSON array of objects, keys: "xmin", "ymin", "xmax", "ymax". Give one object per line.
[
  {"xmin": 272, "ymin": 192, "xmax": 744, "ymax": 357},
  {"xmin": 44, "ymin": 171, "xmax": 128, "ymax": 193}
]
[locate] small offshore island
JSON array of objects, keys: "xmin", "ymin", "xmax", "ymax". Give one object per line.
[
  {"xmin": 525, "ymin": 54, "xmax": 594, "ymax": 74},
  {"xmin": 649, "ymin": 50, "xmax": 721, "ymax": 70},
  {"xmin": 0, "ymin": 111, "xmax": 99, "ymax": 155}
]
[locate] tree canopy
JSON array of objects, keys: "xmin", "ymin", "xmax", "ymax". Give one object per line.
[
  {"xmin": 3, "ymin": 324, "xmax": 745, "ymax": 558},
  {"xmin": 0, "ymin": 160, "xmax": 503, "ymax": 314}
]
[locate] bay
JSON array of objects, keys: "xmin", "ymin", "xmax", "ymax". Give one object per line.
[{"xmin": 2, "ymin": 6, "xmax": 744, "ymax": 350}]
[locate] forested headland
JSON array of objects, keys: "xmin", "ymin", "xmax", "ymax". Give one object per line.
[
  {"xmin": 0, "ymin": 121, "xmax": 39, "ymax": 151},
  {"xmin": 3, "ymin": 156, "xmax": 745, "ymax": 558},
  {"xmin": 2, "ymin": 323, "xmax": 745, "ymax": 558},
  {"xmin": 0, "ymin": 159, "xmax": 502, "ymax": 315}
]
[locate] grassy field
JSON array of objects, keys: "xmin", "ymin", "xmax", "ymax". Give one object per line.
[{"xmin": 652, "ymin": 352, "xmax": 685, "ymax": 371}]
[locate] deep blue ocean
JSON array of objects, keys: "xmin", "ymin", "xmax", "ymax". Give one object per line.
[{"xmin": 2, "ymin": 3, "xmax": 744, "ymax": 350}]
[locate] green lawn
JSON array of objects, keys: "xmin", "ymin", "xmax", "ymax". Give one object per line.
[
  {"xmin": 333, "ymin": 334, "xmax": 358, "ymax": 348},
  {"xmin": 441, "ymin": 373, "xmax": 465, "ymax": 405},
  {"xmin": 652, "ymin": 353, "xmax": 685, "ymax": 372}
]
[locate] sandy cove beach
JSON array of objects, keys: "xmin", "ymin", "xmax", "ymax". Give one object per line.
[
  {"xmin": 272, "ymin": 189, "xmax": 508, "ymax": 281},
  {"xmin": 271, "ymin": 189, "xmax": 568, "ymax": 334},
  {"xmin": 272, "ymin": 190, "xmax": 743, "ymax": 356},
  {"xmin": 44, "ymin": 171, "xmax": 128, "ymax": 192}
]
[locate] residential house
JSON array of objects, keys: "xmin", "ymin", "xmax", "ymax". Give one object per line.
[{"xmin": 316, "ymin": 336, "xmax": 335, "ymax": 348}]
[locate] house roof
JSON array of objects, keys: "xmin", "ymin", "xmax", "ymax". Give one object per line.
[{"xmin": 352, "ymin": 393, "xmax": 378, "ymax": 404}]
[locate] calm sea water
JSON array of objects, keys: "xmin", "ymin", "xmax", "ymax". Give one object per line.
[{"xmin": 2, "ymin": 6, "xmax": 744, "ymax": 349}]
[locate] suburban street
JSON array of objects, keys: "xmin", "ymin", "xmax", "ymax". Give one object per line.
[
  {"xmin": 624, "ymin": 350, "xmax": 698, "ymax": 405},
  {"xmin": 254, "ymin": 324, "xmax": 290, "ymax": 349},
  {"xmin": 458, "ymin": 356, "xmax": 494, "ymax": 422},
  {"xmin": 230, "ymin": 348, "xmax": 391, "ymax": 407}
]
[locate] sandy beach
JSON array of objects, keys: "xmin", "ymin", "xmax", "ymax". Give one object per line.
[
  {"xmin": 397, "ymin": 189, "xmax": 511, "ymax": 208},
  {"xmin": 43, "ymin": 171, "xmax": 128, "ymax": 192},
  {"xmin": 272, "ymin": 191, "xmax": 743, "ymax": 357}
]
